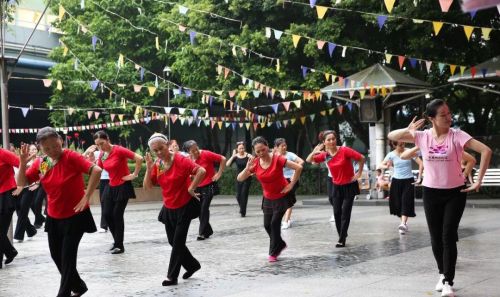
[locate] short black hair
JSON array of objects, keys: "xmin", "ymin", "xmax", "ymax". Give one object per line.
[{"xmin": 251, "ymin": 136, "xmax": 268, "ymax": 147}]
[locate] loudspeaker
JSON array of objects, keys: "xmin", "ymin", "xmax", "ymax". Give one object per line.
[{"xmin": 359, "ymin": 97, "xmax": 382, "ymax": 122}]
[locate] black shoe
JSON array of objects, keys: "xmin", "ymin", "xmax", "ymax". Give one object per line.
[
  {"xmin": 335, "ymin": 242, "xmax": 345, "ymax": 248},
  {"xmin": 110, "ymin": 247, "xmax": 124, "ymax": 254},
  {"xmin": 71, "ymin": 286, "xmax": 88, "ymax": 296},
  {"xmin": 5, "ymin": 250, "xmax": 18, "ymax": 265},
  {"xmin": 182, "ymin": 264, "xmax": 201, "ymax": 280},
  {"xmin": 28, "ymin": 229, "xmax": 37, "ymax": 238},
  {"xmin": 109, "ymin": 244, "xmax": 116, "ymax": 251},
  {"xmin": 34, "ymin": 223, "xmax": 43, "ymax": 229},
  {"xmin": 196, "ymin": 235, "xmax": 205, "ymax": 241},
  {"xmin": 162, "ymin": 278, "xmax": 178, "ymax": 286}
]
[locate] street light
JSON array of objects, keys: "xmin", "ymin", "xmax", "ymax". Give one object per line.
[{"xmin": 163, "ymin": 66, "xmax": 171, "ymax": 139}]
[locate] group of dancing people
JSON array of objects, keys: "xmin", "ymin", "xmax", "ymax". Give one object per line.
[{"xmin": 0, "ymin": 99, "xmax": 492, "ymax": 297}]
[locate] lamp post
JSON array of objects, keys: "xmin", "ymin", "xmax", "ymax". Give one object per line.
[{"xmin": 163, "ymin": 66, "xmax": 171, "ymax": 139}]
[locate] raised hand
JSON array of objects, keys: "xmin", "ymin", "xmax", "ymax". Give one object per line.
[
  {"xmin": 19, "ymin": 144, "xmax": 35, "ymax": 165},
  {"xmin": 145, "ymin": 152, "xmax": 154, "ymax": 170},
  {"xmin": 245, "ymin": 156, "xmax": 256, "ymax": 172},
  {"xmin": 407, "ymin": 116, "xmax": 426, "ymax": 134}
]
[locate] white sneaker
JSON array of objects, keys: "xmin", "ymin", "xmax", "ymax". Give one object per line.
[
  {"xmin": 398, "ymin": 224, "xmax": 407, "ymax": 234},
  {"xmin": 441, "ymin": 281, "xmax": 455, "ymax": 297},
  {"xmin": 14, "ymin": 239, "xmax": 23, "ymax": 243},
  {"xmin": 435, "ymin": 274, "xmax": 445, "ymax": 292},
  {"xmin": 329, "ymin": 215, "xmax": 335, "ymax": 222},
  {"xmin": 98, "ymin": 228, "xmax": 108, "ymax": 233},
  {"xmin": 281, "ymin": 221, "xmax": 289, "ymax": 230}
]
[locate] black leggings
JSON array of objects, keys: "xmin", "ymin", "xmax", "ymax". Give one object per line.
[
  {"xmin": 31, "ymin": 187, "xmax": 46, "ymax": 226},
  {"xmin": 263, "ymin": 206, "xmax": 287, "ymax": 256},
  {"xmin": 103, "ymin": 197, "xmax": 129, "ymax": 249},
  {"xmin": 236, "ymin": 179, "xmax": 251, "ymax": 216},
  {"xmin": 14, "ymin": 188, "xmax": 37, "ymax": 240},
  {"xmin": 98, "ymin": 180, "xmax": 109, "ymax": 230},
  {"xmin": 423, "ymin": 186, "xmax": 466, "ymax": 286},
  {"xmin": 0, "ymin": 200, "xmax": 17, "ymax": 266},
  {"xmin": 331, "ymin": 181, "xmax": 359, "ymax": 243},
  {"xmin": 197, "ymin": 185, "xmax": 214, "ymax": 237}
]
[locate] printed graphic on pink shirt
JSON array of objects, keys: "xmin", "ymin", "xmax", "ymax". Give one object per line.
[{"xmin": 427, "ymin": 144, "xmax": 450, "ymax": 161}]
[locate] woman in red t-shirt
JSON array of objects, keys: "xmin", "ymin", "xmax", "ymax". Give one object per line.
[
  {"xmin": 306, "ymin": 130, "xmax": 365, "ymax": 248},
  {"xmin": 93, "ymin": 130, "xmax": 143, "ymax": 254},
  {"xmin": 17, "ymin": 127, "xmax": 102, "ymax": 297},
  {"xmin": 237, "ymin": 137, "xmax": 303, "ymax": 262},
  {"xmin": 183, "ymin": 140, "xmax": 226, "ymax": 241},
  {"xmin": 0, "ymin": 147, "xmax": 20, "ymax": 269},
  {"xmin": 144, "ymin": 133, "xmax": 206, "ymax": 286}
]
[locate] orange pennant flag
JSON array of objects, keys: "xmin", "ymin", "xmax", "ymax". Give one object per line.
[
  {"xmin": 398, "ymin": 56, "xmax": 405, "ymax": 69},
  {"xmin": 449, "ymin": 65, "xmax": 457, "ymax": 75}
]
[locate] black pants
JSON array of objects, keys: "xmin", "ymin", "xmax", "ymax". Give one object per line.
[
  {"xmin": 99, "ymin": 180, "xmax": 109, "ymax": 230},
  {"xmin": 332, "ymin": 181, "xmax": 359, "ymax": 243},
  {"xmin": 197, "ymin": 185, "xmax": 214, "ymax": 237},
  {"xmin": 0, "ymin": 193, "xmax": 17, "ymax": 267},
  {"xmin": 14, "ymin": 188, "xmax": 37, "ymax": 240},
  {"xmin": 423, "ymin": 186, "xmax": 466, "ymax": 286},
  {"xmin": 103, "ymin": 197, "xmax": 129, "ymax": 249},
  {"xmin": 31, "ymin": 187, "xmax": 46, "ymax": 226},
  {"xmin": 163, "ymin": 203, "xmax": 200, "ymax": 280},
  {"xmin": 263, "ymin": 207, "xmax": 287, "ymax": 256},
  {"xmin": 327, "ymin": 177, "xmax": 334, "ymax": 210},
  {"xmin": 236, "ymin": 179, "xmax": 251, "ymax": 216}
]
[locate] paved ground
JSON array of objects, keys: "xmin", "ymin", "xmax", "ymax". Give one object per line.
[{"xmin": 1, "ymin": 196, "xmax": 499, "ymax": 297}]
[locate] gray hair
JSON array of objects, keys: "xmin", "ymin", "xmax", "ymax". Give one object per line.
[
  {"xmin": 182, "ymin": 140, "xmax": 197, "ymax": 152},
  {"xmin": 147, "ymin": 133, "xmax": 169, "ymax": 147},
  {"xmin": 36, "ymin": 127, "xmax": 60, "ymax": 143}
]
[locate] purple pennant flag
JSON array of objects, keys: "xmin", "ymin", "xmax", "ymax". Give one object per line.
[
  {"xmin": 209, "ymin": 96, "xmax": 213, "ymax": 107},
  {"xmin": 409, "ymin": 58, "xmax": 417, "ymax": 68},
  {"xmin": 377, "ymin": 15, "xmax": 388, "ymax": 30},
  {"xmin": 309, "ymin": 0, "xmax": 317, "ymax": 8},
  {"xmin": 90, "ymin": 80, "xmax": 99, "ymax": 91},
  {"xmin": 21, "ymin": 108, "xmax": 29, "ymax": 118},
  {"xmin": 189, "ymin": 31, "xmax": 196, "ymax": 45},
  {"xmin": 301, "ymin": 66, "xmax": 308, "ymax": 78},
  {"xmin": 91, "ymin": 35, "xmax": 98, "ymax": 51},
  {"xmin": 271, "ymin": 103, "xmax": 279, "ymax": 114},
  {"xmin": 328, "ymin": 42, "xmax": 336, "ymax": 57},
  {"xmin": 140, "ymin": 67, "xmax": 145, "ymax": 81},
  {"xmin": 470, "ymin": 10, "xmax": 477, "ymax": 19},
  {"xmin": 344, "ymin": 78, "xmax": 349, "ymax": 88},
  {"xmin": 481, "ymin": 68, "xmax": 487, "ymax": 77},
  {"xmin": 191, "ymin": 109, "xmax": 199, "ymax": 118},
  {"xmin": 184, "ymin": 89, "xmax": 192, "ymax": 97},
  {"xmin": 231, "ymin": 122, "xmax": 236, "ymax": 130},
  {"xmin": 347, "ymin": 102, "xmax": 353, "ymax": 111}
]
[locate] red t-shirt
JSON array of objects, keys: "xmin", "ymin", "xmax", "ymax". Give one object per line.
[
  {"xmin": 313, "ymin": 147, "xmax": 363, "ymax": 185},
  {"xmin": 150, "ymin": 154, "xmax": 200, "ymax": 209},
  {"xmin": 26, "ymin": 150, "xmax": 93, "ymax": 219},
  {"xmin": 97, "ymin": 145, "xmax": 136, "ymax": 187},
  {"xmin": 250, "ymin": 153, "xmax": 288, "ymax": 200},
  {"xmin": 193, "ymin": 150, "xmax": 223, "ymax": 187},
  {"xmin": 0, "ymin": 148, "xmax": 19, "ymax": 194}
]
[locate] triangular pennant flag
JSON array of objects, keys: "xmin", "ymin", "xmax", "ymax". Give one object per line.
[
  {"xmin": 171, "ymin": 114, "xmax": 178, "ymax": 124},
  {"xmin": 463, "ymin": 26, "xmax": 474, "ymax": 41},
  {"xmin": 110, "ymin": 114, "xmax": 116, "ymax": 121},
  {"xmin": 94, "ymin": 112, "xmax": 100, "ymax": 119},
  {"xmin": 63, "ymin": 46, "xmax": 68, "ymax": 56},
  {"xmin": 425, "ymin": 61, "xmax": 432, "ymax": 73},
  {"xmin": 239, "ymin": 91, "xmax": 248, "ymax": 100},
  {"xmin": 118, "ymin": 114, "xmax": 124, "ymax": 121},
  {"xmin": 189, "ymin": 31, "xmax": 196, "ymax": 45},
  {"xmin": 87, "ymin": 111, "xmax": 93, "ymax": 119},
  {"xmin": 273, "ymin": 29, "xmax": 283, "ymax": 40},
  {"xmin": 252, "ymin": 90, "xmax": 261, "ymax": 98},
  {"xmin": 469, "ymin": 9, "xmax": 477, "ymax": 19},
  {"xmin": 184, "ymin": 89, "xmax": 192, "ymax": 97},
  {"xmin": 140, "ymin": 67, "xmax": 145, "ymax": 81},
  {"xmin": 346, "ymin": 102, "xmax": 353, "ymax": 111},
  {"xmin": 68, "ymin": 108, "xmax": 75, "ymax": 116},
  {"xmin": 283, "ymin": 120, "xmax": 289, "ymax": 127},
  {"xmin": 292, "ymin": 35, "xmax": 301, "ymax": 48},
  {"xmin": 481, "ymin": 28, "xmax": 492, "ymax": 40},
  {"xmin": 155, "ymin": 76, "xmax": 159, "ymax": 88},
  {"xmin": 271, "ymin": 104, "xmax": 279, "ymax": 114},
  {"xmin": 155, "ymin": 36, "xmax": 160, "ymax": 50},
  {"xmin": 338, "ymin": 105, "xmax": 344, "ymax": 114},
  {"xmin": 385, "ymin": 54, "xmax": 393, "ymax": 63},
  {"xmin": 327, "ymin": 42, "xmax": 336, "ymax": 57},
  {"xmin": 325, "ymin": 91, "xmax": 333, "ymax": 99},
  {"xmin": 320, "ymin": 111, "xmax": 326, "ymax": 116},
  {"xmin": 283, "ymin": 101, "xmax": 291, "ymax": 111},
  {"xmin": 42, "ymin": 79, "xmax": 53, "ymax": 87},
  {"xmin": 359, "ymin": 89, "xmax": 366, "ymax": 99},
  {"xmin": 377, "ymin": 15, "xmax": 388, "ymax": 30},
  {"xmin": 324, "ymin": 73, "xmax": 331, "ymax": 82},
  {"xmin": 224, "ymin": 68, "xmax": 230, "ymax": 79},
  {"xmin": 302, "ymin": 66, "xmax": 308, "ymax": 78},
  {"xmin": 398, "ymin": 56, "xmax": 405, "ymax": 69},
  {"xmin": 409, "ymin": 58, "xmax": 417, "ymax": 68},
  {"xmin": 21, "ymin": 107, "xmax": 29, "ymax": 118},
  {"xmin": 316, "ymin": 6, "xmax": 328, "ymax": 19},
  {"xmin": 58, "ymin": 5, "xmax": 66, "ymax": 21},
  {"xmin": 117, "ymin": 54, "xmax": 124, "ymax": 68},
  {"xmin": 164, "ymin": 107, "xmax": 172, "ymax": 114},
  {"xmin": 245, "ymin": 123, "xmax": 251, "ymax": 130},
  {"xmin": 147, "ymin": 86, "xmax": 157, "ymax": 96},
  {"xmin": 191, "ymin": 109, "xmax": 199, "ymax": 118},
  {"xmin": 460, "ymin": 66, "xmax": 466, "ymax": 76},
  {"xmin": 294, "ymin": 100, "xmax": 301, "ymax": 108},
  {"xmin": 384, "ymin": 0, "xmax": 396, "ymax": 13},
  {"xmin": 231, "ymin": 122, "xmax": 236, "ymax": 130},
  {"xmin": 309, "ymin": 114, "xmax": 316, "ymax": 122},
  {"xmin": 381, "ymin": 87, "xmax": 387, "ymax": 96},
  {"xmin": 91, "ymin": 35, "xmax": 98, "ymax": 51},
  {"xmin": 178, "ymin": 108, "xmax": 186, "ymax": 114},
  {"xmin": 133, "ymin": 84, "xmax": 142, "ymax": 92},
  {"xmin": 480, "ymin": 68, "xmax": 487, "ymax": 77},
  {"xmin": 265, "ymin": 27, "xmax": 271, "ymax": 38},
  {"xmin": 317, "ymin": 40, "xmax": 326, "ymax": 49},
  {"xmin": 433, "ymin": 22, "xmax": 444, "ymax": 36},
  {"xmin": 438, "ymin": 63, "xmax": 445, "ymax": 73},
  {"xmin": 241, "ymin": 76, "xmax": 247, "ymax": 84},
  {"xmin": 449, "ymin": 65, "xmax": 457, "ymax": 75},
  {"xmin": 276, "ymin": 59, "xmax": 280, "ymax": 72},
  {"xmin": 279, "ymin": 90, "xmax": 286, "ymax": 99},
  {"xmin": 310, "ymin": 0, "xmax": 317, "ymax": 8},
  {"xmin": 178, "ymin": 25, "xmax": 187, "ymax": 32},
  {"xmin": 90, "ymin": 80, "xmax": 99, "ymax": 91},
  {"xmin": 348, "ymin": 90, "xmax": 355, "ymax": 98},
  {"xmin": 438, "ymin": 0, "xmax": 453, "ymax": 12},
  {"xmin": 300, "ymin": 116, "xmax": 306, "ymax": 125},
  {"xmin": 56, "ymin": 80, "xmax": 63, "ymax": 90},
  {"xmin": 179, "ymin": 5, "xmax": 189, "ymax": 14}
]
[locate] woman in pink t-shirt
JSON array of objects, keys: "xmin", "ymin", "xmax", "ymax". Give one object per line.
[
  {"xmin": 306, "ymin": 130, "xmax": 365, "ymax": 248},
  {"xmin": 237, "ymin": 137, "xmax": 302, "ymax": 262},
  {"xmin": 388, "ymin": 99, "xmax": 491, "ymax": 296}
]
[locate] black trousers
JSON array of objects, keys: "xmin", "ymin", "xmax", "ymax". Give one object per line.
[
  {"xmin": 0, "ymin": 193, "xmax": 17, "ymax": 267},
  {"xmin": 423, "ymin": 186, "xmax": 466, "ymax": 286},
  {"xmin": 98, "ymin": 180, "xmax": 109, "ymax": 230},
  {"xmin": 235, "ymin": 179, "xmax": 251, "ymax": 216},
  {"xmin": 163, "ymin": 203, "xmax": 201, "ymax": 280},
  {"xmin": 331, "ymin": 181, "xmax": 359, "ymax": 243},
  {"xmin": 103, "ymin": 197, "xmax": 128, "ymax": 249},
  {"xmin": 263, "ymin": 207, "xmax": 287, "ymax": 256},
  {"xmin": 14, "ymin": 188, "xmax": 37, "ymax": 240},
  {"xmin": 48, "ymin": 225, "xmax": 87, "ymax": 297},
  {"xmin": 31, "ymin": 187, "xmax": 46, "ymax": 226},
  {"xmin": 197, "ymin": 185, "xmax": 214, "ymax": 237},
  {"xmin": 327, "ymin": 177, "xmax": 334, "ymax": 212}
]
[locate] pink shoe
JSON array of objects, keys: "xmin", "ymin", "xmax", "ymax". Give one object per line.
[{"xmin": 268, "ymin": 255, "xmax": 277, "ymax": 262}]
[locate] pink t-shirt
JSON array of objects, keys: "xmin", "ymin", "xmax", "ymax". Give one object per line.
[{"xmin": 414, "ymin": 128, "xmax": 472, "ymax": 189}]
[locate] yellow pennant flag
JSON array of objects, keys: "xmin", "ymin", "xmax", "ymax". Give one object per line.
[
  {"xmin": 58, "ymin": 5, "xmax": 66, "ymax": 21},
  {"xmin": 463, "ymin": 26, "xmax": 474, "ymax": 41},
  {"xmin": 381, "ymin": 87, "xmax": 387, "ymax": 97},
  {"xmin": 63, "ymin": 46, "xmax": 68, "ymax": 56},
  {"xmin": 385, "ymin": 54, "xmax": 392, "ymax": 63},
  {"xmin": 315, "ymin": 91, "xmax": 321, "ymax": 100},
  {"xmin": 449, "ymin": 65, "xmax": 457, "ymax": 75},
  {"xmin": 260, "ymin": 122, "xmax": 266, "ymax": 128},
  {"xmin": 276, "ymin": 59, "xmax": 280, "ymax": 72},
  {"xmin": 239, "ymin": 90, "xmax": 248, "ymax": 100},
  {"xmin": 292, "ymin": 35, "xmax": 301, "ymax": 48},
  {"xmin": 481, "ymin": 28, "xmax": 492, "ymax": 40},
  {"xmin": 294, "ymin": 100, "xmax": 301, "ymax": 108},
  {"xmin": 324, "ymin": 73, "xmax": 330, "ymax": 82},
  {"xmin": 300, "ymin": 116, "xmax": 306, "ymax": 125},
  {"xmin": 217, "ymin": 122, "xmax": 223, "ymax": 130},
  {"xmin": 460, "ymin": 66, "xmax": 466, "ymax": 76},
  {"xmin": 155, "ymin": 37, "xmax": 160, "ymax": 50},
  {"xmin": 384, "ymin": 0, "xmax": 396, "ymax": 13},
  {"xmin": 56, "ymin": 80, "xmax": 63, "ymax": 90},
  {"xmin": 433, "ymin": 22, "xmax": 444, "ymax": 36},
  {"xmin": 320, "ymin": 110, "xmax": 326, "ymax": 116},
  {"xmin": 359, "ymin": 89, "xmax": 366, "ymax": 99},
  {"xmin": 245, "ymin": 123, "xmax": 251, "ymax": 130},
  {"xmin": 118, "ymin": 114, "xmax": 124, "ymax": 121},
  {"xmin": 316, "ymin": 6, "xmax": 328, "ymax": 19},
  {"xmin": 290, "ymin": 118, "xmax": 296, "ymax": 125},
  {"xmin": 147, "ymin": 86, "xmax": 157, "ymax": 96},
  {"xmin": 118, "ymin": 54, "xmax": 124, "ymax": 68}
]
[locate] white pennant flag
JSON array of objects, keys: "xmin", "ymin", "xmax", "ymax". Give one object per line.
[{"xmin": 21, "ymin": 107, "xmax": 29, "ymax": 118}]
